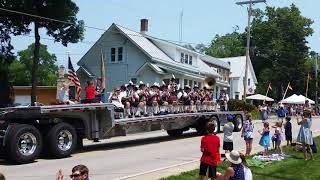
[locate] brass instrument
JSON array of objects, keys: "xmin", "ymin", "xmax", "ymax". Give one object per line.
[{"xmin": 203, "ymin": 77, "xmax": 216, "ymax": 90}]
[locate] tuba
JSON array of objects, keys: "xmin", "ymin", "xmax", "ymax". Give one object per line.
[{"xmin": 203, "ymin": 77, "xmax": 216, "ymax": 90}]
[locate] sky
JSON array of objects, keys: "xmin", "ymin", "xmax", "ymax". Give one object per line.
[{"xmin": 10, "ymin": 0, "xmax": 320, "ymax": 68}]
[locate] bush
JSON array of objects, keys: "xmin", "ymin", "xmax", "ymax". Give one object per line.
[{"xmin": 228, "ymin": 99, "xmax": 256, "ymax": 112}]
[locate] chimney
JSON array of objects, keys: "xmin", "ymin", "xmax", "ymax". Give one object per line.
[{"xmin": 140, "ymin": 19, "xmax": 148, "ymax": 34}]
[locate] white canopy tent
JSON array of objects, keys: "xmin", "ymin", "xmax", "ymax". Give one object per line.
[
  {"xmin": 281, "ymin": 94, "xmax": 315, "ymax": 104},
  {"xmin": 246, "ymin": 94, "xmax": 274, "ymax": 101}
]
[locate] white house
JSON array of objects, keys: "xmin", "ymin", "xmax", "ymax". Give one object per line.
[
  {"xmin": 76, "ymin": 20, "xmax": 227, "ymax": 99},
  {"xmin": 219, "ymin": 56, "xmax": 258, "ymax": 100}
]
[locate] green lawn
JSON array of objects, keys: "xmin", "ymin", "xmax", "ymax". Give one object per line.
[{"xmin": 161, "ymin": 136, "xmax": 320, "ymax": 180}]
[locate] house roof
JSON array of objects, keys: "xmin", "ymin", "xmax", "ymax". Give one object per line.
[
  {"xmin": 200, "ymin": 55, "xmax": 230, "ymax": 69},
  {"xmin": 219, "ymin": 56, "xmax": 258, "ymax": 83},
  {"xmin": 112, "ymin": 24, "xmax": 220, "ymax": 78}
]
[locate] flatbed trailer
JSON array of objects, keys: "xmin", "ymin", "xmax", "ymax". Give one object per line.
[{"xmin": 0, "ymin": 103, "xmax": 244, "ymax": 164}]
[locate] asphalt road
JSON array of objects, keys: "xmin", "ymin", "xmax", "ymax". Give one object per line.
[{"xmin": 1, "ymin": 116, "xmax": 319, "ymax": 180}]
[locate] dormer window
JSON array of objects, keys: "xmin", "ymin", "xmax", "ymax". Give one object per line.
[
  {"xmin": 184, "ymin": 54, "xmax": 188, "ymax": 64},
  {"xmin": 180, "ymin": 53, "xmax": 184, "ymax": 63},
  {"xmin": 180, "ymin": 52, "xmax": 193, "ymax": 65}
]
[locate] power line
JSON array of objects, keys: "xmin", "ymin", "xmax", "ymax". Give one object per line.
[{"xmin": 0, "ymin": 7, "xmax": 207, "ymax": 46}]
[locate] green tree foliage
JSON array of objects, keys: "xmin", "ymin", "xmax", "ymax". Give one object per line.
[
  {"xmin": 205, "ymin": 31, "xmax": 246, "ymax": 58},
  {"xmin": 251, "ymin": 4, "xmax": 313, "ymax": 99},
  {"xmin": 9, "ymin": 43, "xmax": 58, "ymax": 86},
  {"xmin": 0, "ymin": 24, "xmax": 14, "ymax": 107},
  {"xmin": 0, "ymin": 0, "xmax": 84, "ymax": 105}
]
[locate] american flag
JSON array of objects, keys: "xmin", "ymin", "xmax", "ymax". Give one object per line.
[{"xmin": 68, "ymin": 56, "xmax": 81, "ymax": 100}]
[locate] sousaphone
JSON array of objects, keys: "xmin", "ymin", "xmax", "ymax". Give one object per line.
[{"xmin": 203, "ymin": 77, "xmax": 216, "ymax": 90}]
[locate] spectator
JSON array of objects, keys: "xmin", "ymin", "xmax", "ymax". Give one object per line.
[
  {"xmin": 276, "ymin": 103, "xmax": 286, "ymax": 122},
  {"xmin": 240, "ymin": 153, "xmax": 253, "ymax": 180},
  {"xmin": 241, "ymin": 113, "xmax": 254, "ymax": 156},
  {"xmin": 258, "ymin": 122, "xmax": 270, "ymax": 156},
  {"xmin": 284, "ymin": 116, "xmax": 292, "ymax": 146},
  {"xmin": 0, "ymin": 173, "xmax": 5, "ymax": 180},
  {"xmin": 223, "ymin": 114, "xmax": 234, "ymax": 154},
  {"xmin": 296, "ymin": 109, "xmax": 314, "ymax": 160},
  {"xmin": 56, "ymin": 164, "xmax": 89, "ymax": 180},
  {"xmin": 216, "ymin": 150, "xmax": 245, "ymax": 180},
  {"xmin": 271, "ymin": 121, "xmax": 284, "ymax": 154},
  {"xmin": 198, "ymin": 122, "xmax": 221, "ymax": 180}
]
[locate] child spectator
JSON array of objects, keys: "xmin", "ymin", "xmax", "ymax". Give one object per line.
[
  {"xmin": 240, "ymin": 153, "xmax": 253, "ymax": 180},
  {"xmin": 258, "ymin": 122, "xmax": 270, "ymax": 155},
  {"xmin": 284, "ymin": 116, "xmax": 292, "ymax": 146},
  {"xmin": 241, "ymin": 113, "xmax": 254, "ymax": 156},
  {"xmin": 277, "ymin": 103, "xmax": 286, "ymax": 122},
  {"xmin": 272, "ymin": 121, "xmax": 284, "ymax": 154},
  {"xmin": 223, "ymin": 114, "xmax": 234, "ymax": 154},
  {"xmin": 198, "ymin": 122, "xmax": 221, "ymax": 180}
]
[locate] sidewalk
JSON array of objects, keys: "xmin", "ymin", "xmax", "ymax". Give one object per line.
[{"xmin": 122, "ymin": 117, "xmax": 320, "ymax": 180}]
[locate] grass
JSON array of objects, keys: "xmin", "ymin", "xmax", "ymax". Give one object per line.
[{"xmin": 160, "ymin": 136, "xmax": 320, "ymax": 180}]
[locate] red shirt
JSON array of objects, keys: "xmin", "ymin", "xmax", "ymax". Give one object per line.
[
  {"xmin": 85, "ymin": 86, "xmax": 95, "ymax": 99},
  {"xmin": 200, "ymin": 134, "xmax": 221, "ymax": 166}
]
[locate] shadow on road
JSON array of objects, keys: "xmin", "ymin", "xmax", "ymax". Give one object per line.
[{"xmin": 77, "ymin": 131, "xmax": 199, "ymax": 154}]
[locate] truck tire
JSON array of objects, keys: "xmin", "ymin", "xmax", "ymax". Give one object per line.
[
  {"xmin": 209, "ymin": 116, "xmax": 220, "ymax": 134},
  {"xmin": 46, "ymin": 123, "xmax": 77, "ymax": 158},
  {"xmin": 167, "ymin": 129, "xmax": 183, "ymax": 137},
  {"xmin": 233, "ymin": 115, "xmax": 243, "ymax": 132},
  {"xmin": 5, "ymin": 124, "xmax": 42, "ymax": 164}
]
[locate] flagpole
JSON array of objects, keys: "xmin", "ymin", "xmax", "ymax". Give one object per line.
[
  {"xmin": 282, "ymin": 82, "xmax": 290, "ymax": 100},
  {"xmin": 263, "ymin": 83, "xmax": 270, "ymax": 104}
]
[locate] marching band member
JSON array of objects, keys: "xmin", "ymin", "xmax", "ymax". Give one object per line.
[
  {"xmin": 148, "ymin": 82, "xmax": 161, "ymax": 115},
  {"xmin": 136, "ymin": 81, "xmax": 148, "ymax": 117},
  {"xmin": 108, "ymin": 87, "xmax": 123, "ymax": 108},
  {"xmin": 168, "ymin": 75, "xmax": 179, "ymax": 113},
  {"xmin": 122, "ymin": 81, "xmax": 135, "ymax": 118},
  {"xmin": 159, "ymin": 81, "xmax": 170, "ymax": 114}
]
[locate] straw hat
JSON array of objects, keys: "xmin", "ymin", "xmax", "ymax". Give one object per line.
[{"xmin": 225, "ymin": 150, "xmax": 242, "ymax": 164}]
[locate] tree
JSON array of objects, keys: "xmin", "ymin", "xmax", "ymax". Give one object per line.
[
  {"xmin": 251, "ymin": 4, "xmax": 313, "ymax": 99},
  {"xmin": 0, "ymin": 24, "xmax": 14, "ymax": 107},
  {"xmin": 0, "ymin": 0, "xmax": 84, "ymax": 105},
  {"xmin": 205, "ymin": 31, "xmax": 246, "ymax": 58},
  {"xmin": 9, "ymin": 43, "xmax": 58, "ymax": 86}
]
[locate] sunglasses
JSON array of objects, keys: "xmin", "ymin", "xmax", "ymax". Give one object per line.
[{"xmin": 69, "ymin": 172, "xmax": 83, "ymax": 178}]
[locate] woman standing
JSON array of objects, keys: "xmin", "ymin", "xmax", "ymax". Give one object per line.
[
  {"xmin": 241, "ymin": 113, "xmax": 254, "ymax": 156},
  {"xmin": 296, "ymin": 109, "xmax": 314, "ymax": 160}
]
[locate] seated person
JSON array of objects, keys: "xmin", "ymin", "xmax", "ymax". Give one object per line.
[{"xmin": 58, "ymin": 82, "xmax": 75, "ymax": 104}]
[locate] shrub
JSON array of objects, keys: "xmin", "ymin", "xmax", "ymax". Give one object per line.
[{"xmin": 228, "ymin": 99, "xmax": 256, "ymax": 112}]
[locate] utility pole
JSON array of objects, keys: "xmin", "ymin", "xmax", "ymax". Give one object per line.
[
  {"xmin": 316, "ymin": 54, "xmax": 318, "ymax": 113},
  {"xmin": 236, "ymin": 0, "xmax": 266, "ymax": 100}
]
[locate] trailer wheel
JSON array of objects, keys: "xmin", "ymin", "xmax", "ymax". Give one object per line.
[
  {"xmin": 46, "ymin": 123, "xmax": 77, "ymax": 158},
  {"xmin": 167, "ymin": 129, "xmax": 183, "ymax": 137},
  {"xmin": 233, "ymin": 115, "xmax": 243, "ymax": 132},
  {"xmin": 210, "ymin": 116, "xmax": 220, "ymax": 134},
  {"xmin": 5, "ymin": 124, "xmax": 42, "ymax": 164}
]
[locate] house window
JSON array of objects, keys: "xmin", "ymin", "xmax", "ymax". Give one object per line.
[
  {"xmin": 194, "ymin": 81, "xmax": 197, "ymax": 87},
  {"xmin": 111, "ymin": 48, "xmax": 116, "ymax": 62},
  {"xmin": 189, "ymin": 56, "xmax": 193, "ymax": 65},
  {"xmin": 181, "ymin": 53, "xmax": 184, "ymax": 63},
  {"xmin": 185, "ymin": 54, "xmax": 188, "ymax": 64},
  {"xmin": 248, "ymin": 78, "xmax": 251, "ymax": 86},
  {"xmin": 184, "ymin": 79, "xmax": 188, "ymax": 87},
  {"xmin": 118, "ymin": 47, "xmax": 123, "ymax": 61},
  {"xmin": 189, "ymin": 80, "xmax": 193, "ymax": 87},
  {"xmin": 198, "ymin": 82, "xmax": 201, "ymax": 88}
]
